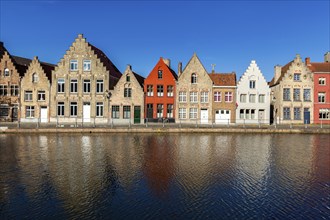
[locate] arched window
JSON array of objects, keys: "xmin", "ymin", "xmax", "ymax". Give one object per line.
[
  {"xmin": 4, "ymin": 68, "xmax": 10, "ymax": 76},
  {"xmin": 32, "ymin": 73, "xmax": 38, "ymax": 82},
  {"xmin": 191, "ymin": 73, "xmax": 197, "ymax": 84}
]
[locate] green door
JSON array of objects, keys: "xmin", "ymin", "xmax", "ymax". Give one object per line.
[{"xmin": 134, "ymin": 106, "xmax": 141, "ymax": 124}]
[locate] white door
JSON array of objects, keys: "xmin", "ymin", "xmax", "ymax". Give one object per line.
[
  {"xmin": 201, "ymin": 109, "xmax": 208, "ymax": 124},
  {"xmin": 216, "ymin": 110, "xmax": 230, "ymax": 124},
  {"xmin": 40, "ymin": 107, "xmax": 48, "ymax": 123},
  {"xmin": 259, "ymin": 110, "xmax": 265, "ymax": 123},
  {"xmin": 83, "ymin": 103, "xmax": 91, "ymax": 122}
]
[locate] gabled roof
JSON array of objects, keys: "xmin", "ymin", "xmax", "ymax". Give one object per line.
[
  {"xmin": 0, "ymin": 42, "xmax": 6, "ymax": 60},
  {"xmin": 133, "ymin": 72, "xmax": 145, "ymax": 88},
  {"xmin": 269, "ymin": 61, "xmax": 293, "ymax": 87},
  {"xmin": 308, "ymin": 62, "xmax": 330, "ymax": 73},
  {"xmin": 181, "ymin": 53, "xmax": 210, "ymax": 79},
  {"xmin": 88, "ymin": 43, "xmax": 122, "ymax": 79},
  {"xmin": 209, "ymin": 73, "xmax": 237, "ymax": 86}
]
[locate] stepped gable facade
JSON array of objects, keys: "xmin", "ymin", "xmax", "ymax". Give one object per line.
[
  {"xmin": 236, "ymin": 60, "xmax": 270, "ymax": 124},
  {"xmin": 50, "ymin": 34, "xmax": 121, "ymax": 123},
  {"xmin": 176, "ymin": 53, "xmax": 213, "ymax": 124},
  {"xmin": 109, "ymin": 64, "xmax": 145, "ymax": 124}
]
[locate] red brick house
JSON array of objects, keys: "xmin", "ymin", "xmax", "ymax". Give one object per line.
[
  {"xmin": 307, "ymin": 52, "xmax": 330, "ymax": 124},
  {"xmin": 144, "ymin": 58, "xmax": 177, "ymax": 122}
]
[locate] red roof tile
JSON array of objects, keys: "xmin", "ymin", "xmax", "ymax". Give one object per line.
[
  {"xmin": 209, "ymin": 73, "xmax": 236, "ymax": 86},
  {"xmin": 308, "ymin": 62, "xmax": 330, "ymax": 73}
]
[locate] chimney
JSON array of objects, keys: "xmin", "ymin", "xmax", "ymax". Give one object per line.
[
  {"xmin": 78, "ymin": 34, "xmax": 83, "ymax": 39},
  {"xmin": 162, "ymin": 58, "xmax": 170, "ymax": 67},
  {"xmin": 274, "ymin": 65, "xmax": 282, "ymax": 83},
  {"xmin": 126, "ymin": 64, "xmax": 132, "ymax": 71},
  {"xmin": 178, "ymin": 62, "xmax": 182, "ymax": 75},
  {"xmin": 33, "ymin": 56, "xmax": 38, "ymax": 61},
  {"xmin": 305, "ymin": 57, "xmax": 311, "ymax": 66},
  {"xmin": 325, "ymin": 52, "xmax": 330, "ymax": 62}
]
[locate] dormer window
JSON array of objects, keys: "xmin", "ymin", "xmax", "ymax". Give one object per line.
[
  {"xmin": 70, "ymin": 60, "xmax": 78, "ymax": 71},
  {"xmin": 158, "ymin": 70, "xmax": 163, "ymax": 79},
  {"xmin": 4, "ymin": 68, "xmax": 10, "ymax": 76},
  {"xmin": 32, "ymin": 73, "xmax": 38, "ymax": 83},
  {"xmin": 294, "ymin": 73, "xmax": 301, "ymax": 81},
  {"xmin": 191, "ymin": 73, "xmax": 197, "ymax": 84}
]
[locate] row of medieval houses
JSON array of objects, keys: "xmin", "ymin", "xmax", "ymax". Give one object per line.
[{"xmin": 0, "ymin": 34, "xmax": 329, "ymax": 125}]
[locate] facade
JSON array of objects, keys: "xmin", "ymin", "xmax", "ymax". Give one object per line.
[
  {"xmin": 110, "ymin": 65, "xmax": 145, "ymax": 124},
  {"xmin": 209, "ymin": 72, "xmax": 237, "ymax": 124},
  {"xmin": 144, "ymin": 58, "xmax": 177, "ymax": 123},
  {"xmin": 309, "ymin": 52, "xmax": 330, "ymax": 124},
  {"xmin": 0, "ymin": 42, "xmax": 29, "ymax": 122},
  {"xmin": 50, "ymin": 34, "xmax": 121, "ymax": 124},
  {"xmin": 236, "ymin": 60, "xmax": 270, "ymax": 124},
  {"xmin": 269, "ymin": 54, "xmax": 314, "ymax": 124},
  {"xmin": 176, "ymin": 53, "xmax": 213, "ymax": 124},
  {"xmin": 20, "ymin": 57, "xmax": 54, "ymax": 122}
]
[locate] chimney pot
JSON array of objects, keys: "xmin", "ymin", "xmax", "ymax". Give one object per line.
[
  {"xmin": 178, "ymin": 62, "xmax": 182, "ymax": 75},
  {"xmin": 325, "ymin": 52, "xmax": 330, "ymax": 62}
]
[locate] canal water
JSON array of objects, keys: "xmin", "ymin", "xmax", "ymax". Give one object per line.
[{"xmin": 0, "ymin": 133, "xmax": 329, "ymax": 219}]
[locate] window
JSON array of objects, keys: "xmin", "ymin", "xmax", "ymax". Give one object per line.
[
  {"xmin": 167, "ymin": 85, "xmax": 173, "ymax": 97},
  {"xmin": 24, "ymin": 91, "xmax": 33, "ymax": 101},
  {"xmin": 179, "ymin": 91, "xmax": 187, "ymax": 102},
  {"xmin": 258, "ymin": 95, "xmax": 265, "ymax": 103},
  {"xmin": 126, "ymin": 75, "xmax": 130, "ymax": 82},
  {"xmin": 214, "ymin": 92, "xmax": 221, "ymax": 102},
  {"xmin": 96, "ymin": 80, "xmax": 104, "ymax": 93},
  {"xmin": 83, "ymin": 79, "xmax": 91, "ymax": 93},
  {"xmin": 157, "ymin": 104, "xmax": 163, "ymax": 118},
  {"xmin": 112, "ymin": 105, "xmax": 119, "ymax": 118},
  {"xmin": 167, "ymin": 104, "xmax": 173, "ymax": 118},
  {"xmin": 240, "ymin": 109, "xmax": 244, "ymax": 119},
  {"xmin": 251, "ymin": 109, "xmax": 255, "ymax": 119},
  {"xmin": 0, "ymin": 85, "xmax": 8, "ymax": 96},
  {"xmin": 246, "ymin": 109, "xmax": 250, "ymax": 119},
  {"xmin": 249, "ymin": 80, "xmax": 256, "ymax": 89},
  {"xmin": 70, "ymin": 60, "xmax": 78, "ymax": 71},
  {"xmin": 4, "ymin": 68, "xmax": 10, "ymax": 76},
  {"xmin": 293, "ymin": 88, "xmax": 300, "ymax": 101},
  {"xmin": 83, "ymin": 60, "xmax": 91, "ymax": 71},
  {"xmin": 32, "ymin": 73, "xmax": 38, "ymax": 82},
  {"xmin": 96, "ymin": 102, "xmax": 103, "ymax": 117},
  {"xmin": 190, "ymin": 92, "xmax": 198, "ymax": 103},
  {"xmin": 123, "ymin": 106, "xmax": 131, "ymax": 119},
  {"xmin": 225, "ymin": 92, "xmax": 233, "ymax": 102},
  {"xmin": 191, "ymin": 73, "xmax": 197, "ymax": 84},
  {"xmin": 57, "ymin": 102, "xmax": 65, "ymax": 116},
  {"xmin": 124, "ymin": 88, "xmax": 132, "ymax": 97},
  {"xmin": 294, "ymin": 73, "xmax": 301, "ymax": 81},
  {"xmin": 303, "ymin": 89, "xmax": 311, "ymax": 101},
  {"xmin": 294, "ymin": 107, "xmax": 301, "ymax": 120},
  {"xmin": 57, "ymin": 78, "xmax": 65, "ymax": 93},
  {"xmin": 147, "ymin": 85, "xmax": 153, "ymax": 96},
  {"xmin": 319, "ymin": 78, "xmax": 326, "ymax": 85},
  {"xmin": 70, "ymin": 102, "xmax": 77, "ymax": 116},
  {"xmin": 283, "ymin": 107, "xmax": 290, "ymax": 120},
  {"xmin": 11, "ymin": 85, "xmax": 19, "ymax": 96},
  {"xmin": 38, "ymin": 91, "xmax": 46, "ymax": 101},
  {"xmin": 201, "ymin": 92, "xmax": 208, "ymax": 103},
  {"xmin": 319, "ymin": 109, "xmax": 330, "ymax": 120},
  {"xmin": 26, "ymin": 106, "xmax": 35, "ymax": 118},
  {"xmin": 158, "ymin": 70, "xmax": 163, "ymax": 79},
  {"xmin": 283, "ymin": 88, "xmax": 290, "ymax": 101},
  {"xmin": 240, "ymin": 94, "xmax": 246, "ymax": 103},
  {"xmin": 70, "ymin": 79, "xmax": 78, "ymax": 93},
  {"xmin": 249, "ymin": 94, "xmax": 256, "ymax": 103},
  {"xmin": 157, "ymin": 85, "xmax": 163, "ymax": 97},
  {"xmin": 179, "ymin": 108, "xmax": 187, "ymax": 119},
  {"xmin": 189, "ymin": 108, "xmax": 197, "ymax": 119},
  {"xmin": 318, "ymin": 92, "xmax": 325, "ymax": 103}
]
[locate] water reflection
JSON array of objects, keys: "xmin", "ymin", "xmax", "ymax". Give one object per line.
[{"xmin": 0, "ymin": 133, "xmax": 329, "ymax": 219}]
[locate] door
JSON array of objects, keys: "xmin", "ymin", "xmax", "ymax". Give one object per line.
[
  {"xmin": 217, "ymin": 110, "xmax": 231, "ymax": 124},
  {"xmin": 83, "ymin": 102, "xmax": 91, "ymax": 122},
  {"xmin": 201, "ymin": 109, "xmax": 208, "ymax": 124},
  {"xmin": 40, "ymin": 106, "xmax": 48, "ymax": 123},
  {"xmin": 215, "ymin": 110, "xmax": 221, "ymax": 124},
  {"xmin": 304, "ymin": 108, "xmax": 310, "ymax": 124},
  {"xmin": 134, "ymin": 106, "xmax": 141, "ymax": 124},
  {"xmin": 258, "ymin": 110, "xmax": 265, "ymax": 123}
]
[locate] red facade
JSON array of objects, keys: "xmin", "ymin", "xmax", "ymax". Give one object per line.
[{"xmin": 144, "ymin": 58, "xmax": 177, "ymax": 122}]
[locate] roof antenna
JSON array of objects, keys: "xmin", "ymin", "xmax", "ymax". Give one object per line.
[{"xmin": 211, "ymin": 64, "xmax": 216, "ymax": 73}]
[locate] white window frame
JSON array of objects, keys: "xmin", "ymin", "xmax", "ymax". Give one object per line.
[
  {"xmin": 70, "ymin": 102, "xmax": 77, "ymax": 117},
  {"xmin": 167, "ymin": 104, "xmax": 173, "ymax": 118},
  {"xmin": 38, "ymin": 91, "xmax": 46, "ymax": 101},
  {"xmin": 157, "ymin": 104, "xmax": 163, "ymax": 118},
  {"xmin": 147, "ymin": 85, "xmax": 153, "ymax": 96},
  {"xmin": 201, "ymin": 92, "xmax": 208, "ymax": 103},
  {"xmin": 96, "ymin": 102, "xmax": 104, "ymax": 117},
  {"xmin": 57, "ymin": 102, "xmax": 65, "ymax": 116},
  {"xmin": 214, "ymin": 92, "xmax": 221, "ymax": 102},
  {"xmin": 167, "ymin": 85, "xmax": 173, "ymax": 97},
  {"xmin": 179, "ymin": 108, "xmax": 187, "ymax": 119},
  {"xmin": 189, "ymin": 108, "xmax": 197, "ymax": 119},
  {"xmin": 83, "ymin": 60, "xmax": 91, "ymax": 71},
  {"xmin": 83, "ymin": 79, "xmax": 91, "ymax": 93},
  {"xmin": 70, "ymin": 79, "xmax": 78, "ymax": 93},
  {"xmin": 318, "ymin": 92, "xmax": 326, "ymax": 103},
  {"xmin": 70, "ymin": 60, "xmax": 78, "ymax": 71},
  {"xmin": 319, "ymin": 78, "xmax": 326, "ymax": 85},
  {"xmin": 225, "ymin": 92, "xmax": 233, "ymax": 103},
  {"xmin": 190, "ymin": 92, "xmax": 198, "ymax": 103},
  {"xmin": 179, "ymin": 91, "xmax": 187, "ymax": 102},
  {"xmin": 25, "ymin": 91, "xmax": 33, "ymax": 101},
  {"xmin": 26, "ymin": 106, "xmax": 35, "ymax": 118},
  {"xmin": 240, "ymin": 94, "xmax": 246, "ymax": 103},
  {"xmin": 157, "ymin": 85, "xmax": 163, "ymax": 97},
  {"xmin": 57, "ymin": 78, "xmax": 65, "ymax": 93}
]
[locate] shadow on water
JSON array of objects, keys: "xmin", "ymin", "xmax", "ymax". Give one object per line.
[{"xmin": 0, "ymin": 133, "xmax": 329, "ymax": 219}]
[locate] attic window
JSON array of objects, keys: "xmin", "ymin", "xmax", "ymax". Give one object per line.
[
  {"xmin": 294, "ymin": 73, "xmax": 301, "ymax": 81},
  {"xmin": 32, "ymin": 73, "xmax": 38, "ymax": 82},
  {"xmin": 158, "ymin": 70, "xmax": 163, "ymax": 79},
  {"xmin": 191, "ymin": 73, "xmax": 197, "ymax": 84},
  {"xmin": 4, "ymin": 68, "xmax": 9, "ymax": 76},
  {"xmin": 126, "ymin": 75, "xmax": 130, "ymax": 82}
]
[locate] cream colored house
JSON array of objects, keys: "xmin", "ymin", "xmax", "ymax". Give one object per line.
[
  {"xmin": 20, "ymin": 57, "xmax": 54, "ymax": 122},
  {"xmin": 270, "ymin": 54, "xmax": 314, "ymax": 124},
  {"xmin": 109, "ymin": 65, "xmax": 145, "ymax": 124},
  {"xmin": 176, "ymin": 53, "xmax": 213, "ymax": 124},
  {"xmin": 50, "ymin": 34, "xmax": 121, "ymax": 124}
]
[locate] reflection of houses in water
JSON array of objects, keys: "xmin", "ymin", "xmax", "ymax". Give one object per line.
[
  {"xmin": 312, "ymin": 135, "xmax": 330, "ymax": 184},
  {"xmin": 142, "ymin": 135, "xmax": 175, "ymax": 198}
]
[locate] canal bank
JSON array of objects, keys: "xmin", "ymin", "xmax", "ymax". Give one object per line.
[{"xmin": 1, "ymin": 126, "xmax": 329, "ymax": 134}]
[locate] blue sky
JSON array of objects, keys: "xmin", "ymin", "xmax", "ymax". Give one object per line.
[{"xmin": 0, "ymin": 1, "xmax": 329, "ymax": 81}]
